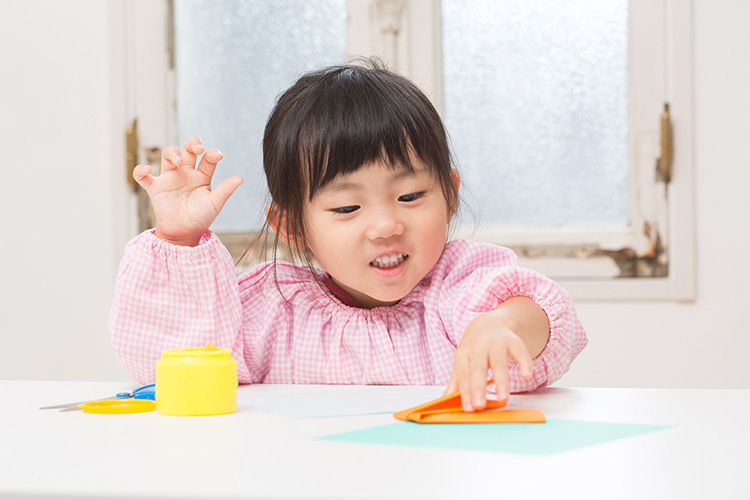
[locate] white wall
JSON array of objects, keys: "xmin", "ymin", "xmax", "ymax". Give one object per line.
[
  {"xmin": 560, "ymin": 0, "xmax": 750, "ymax": 389},
  {"xmin": 1, "ymin": 0, "xmax": 748, "ymax": 388},
  {"xmin": 0, "ymin": 0, "xmax": 131, "ymax": 381}
]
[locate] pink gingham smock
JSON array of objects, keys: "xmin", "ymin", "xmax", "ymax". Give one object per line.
[{"xmin": 110, "ymin": 230, "xmax": 587, "ymax": 390}]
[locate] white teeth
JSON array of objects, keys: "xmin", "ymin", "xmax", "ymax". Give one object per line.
[{"xmin": 371, "ymin": 253, "xmax": 407, "ymax": 269}]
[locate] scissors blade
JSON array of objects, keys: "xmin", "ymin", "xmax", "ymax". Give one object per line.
[{"xmin": 39, "ymin": 394, "xmax": 130, "ymax": 411}]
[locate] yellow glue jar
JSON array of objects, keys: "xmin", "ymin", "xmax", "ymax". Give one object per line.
[{"xmin": 155, "ymin": 343, "xmax": 237, "ymax": 416}]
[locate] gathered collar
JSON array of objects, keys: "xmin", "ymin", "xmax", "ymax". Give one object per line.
[{"xmin": 322, "ymin": 274, "xmax": 363, "ymax": 308}]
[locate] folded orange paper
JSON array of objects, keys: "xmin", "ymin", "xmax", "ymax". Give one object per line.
[{"xmin": 394, "ymin": 383, "xmax": 546, "ymax": 424}]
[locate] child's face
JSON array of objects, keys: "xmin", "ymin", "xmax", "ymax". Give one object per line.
[{"xmin": 304, "ymin": 158, "xmax": 453, "ymax": 309}]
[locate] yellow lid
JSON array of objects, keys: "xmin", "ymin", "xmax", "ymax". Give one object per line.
[
  {"xmin": 160, "ymin": 343, "xmax": 231, "ymax": 358},
  {"xmin": 80, "ymin": 400, "xmax": 156, "ymax": 414}
]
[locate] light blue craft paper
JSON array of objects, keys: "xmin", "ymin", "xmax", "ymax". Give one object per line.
[{"xmin": 318, "ymin": 419, "xmax": 674, "ymax": 455}]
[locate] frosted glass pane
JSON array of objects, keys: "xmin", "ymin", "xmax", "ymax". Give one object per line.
[
  {"xmin": 442, "ymin": 0, "xmax": 629, "ymax": 226},
  {"xmin": 174, "ymin": 0, "xmax": 347, "ymax": 231}
]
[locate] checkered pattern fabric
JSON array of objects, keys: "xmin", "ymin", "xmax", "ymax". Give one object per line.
[{"xmin": 110, "ymin": 230, "xmax": 587, "ymax": 390}]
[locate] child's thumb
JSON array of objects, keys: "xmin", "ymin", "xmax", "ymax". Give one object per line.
[
  {"xmin": 211, "ymin": 176, "xmax": 244, "ymax": 211},
  {"xmin": 442, "ymin": 374, "xmax": 458, "ymax": 396}
]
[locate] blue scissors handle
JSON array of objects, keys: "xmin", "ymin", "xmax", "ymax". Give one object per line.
[
  {"xmin": 114, "ymin": 383, "xmax": 155, "ymax": 400},
  {"xmin": 133, "ymin": 383, "xmax": 156, "ymax": 400}
]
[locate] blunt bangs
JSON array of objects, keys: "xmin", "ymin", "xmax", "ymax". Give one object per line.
[
  {"xmin": 301, "ymin": 67, "xmax": 445, "ymax": 199},
  {"xmin": 265, "ymin": 62, "xmax": 453, "ymax": 202}
]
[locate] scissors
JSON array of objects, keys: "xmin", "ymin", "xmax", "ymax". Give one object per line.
[{"xmin": 39, "ymin": 384, "xmax": 155, "ymax": 412}]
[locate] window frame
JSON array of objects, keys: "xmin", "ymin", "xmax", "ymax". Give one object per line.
[
  {"xmin": 349, "ymin": 0, "xmax": 695, "ymax": 301},
  {"xmin": 127, "ymin": 0, "xmax": 695, "ymax": 301}
]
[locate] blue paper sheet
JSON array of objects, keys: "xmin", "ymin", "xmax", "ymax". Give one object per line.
[{"xmin": 319, "ymin": 419, "xmax": 674, "ymax": 454}]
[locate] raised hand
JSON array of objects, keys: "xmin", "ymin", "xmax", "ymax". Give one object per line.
[{"xmin": 133, "ymin": 137, "xmax": 244, "ymax": 246}]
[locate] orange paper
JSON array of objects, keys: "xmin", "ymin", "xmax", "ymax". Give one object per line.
[{"xmin": 394, "ymin": 383, "xmax": 546, "ymax": 424}]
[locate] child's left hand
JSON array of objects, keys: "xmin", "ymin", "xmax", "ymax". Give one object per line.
[{"xmin": 444, "ymin": 297, "xmax": 549, "ymax": 412}]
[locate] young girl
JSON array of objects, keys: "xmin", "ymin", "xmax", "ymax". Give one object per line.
[{"xmin": 110, "ymin": 62, "xmax": 587, "ymax": 412}]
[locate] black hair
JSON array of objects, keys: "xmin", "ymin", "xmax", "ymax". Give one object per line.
[{"xmin": 259, "ymin": 58, "xmax": 459, "ymax": 268}]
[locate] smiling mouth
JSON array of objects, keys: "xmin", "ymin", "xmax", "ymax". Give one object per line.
[{"xmin": 370, "ymin": 253, "xmax": 408, "ymax": 269}]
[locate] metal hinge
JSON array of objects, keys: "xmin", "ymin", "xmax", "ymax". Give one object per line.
[
  {"xmin": 125, "ymin": 118, "xmax": 139, "ymax": 191},
  {"xmin": 657, "ymin": 102, "xmax": 673, "ymax": 184},
  {"xmin": 167, "ymin": 0, "xmax": 175, "ymax": 70}
]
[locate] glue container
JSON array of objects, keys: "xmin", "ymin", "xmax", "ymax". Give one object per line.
[{"xmin": 156, "ymin": 343, "xmax": 238, "ymax": 416}]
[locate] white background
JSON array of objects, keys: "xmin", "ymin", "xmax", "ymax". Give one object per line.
[{"xmin": 1, "ymin": 0, "xmax": 748, "ymax": 388}]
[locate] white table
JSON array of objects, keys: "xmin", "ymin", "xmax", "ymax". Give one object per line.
[{"xmin": 1, "ymin": 381, "xmax": 747, "ymax": 499}]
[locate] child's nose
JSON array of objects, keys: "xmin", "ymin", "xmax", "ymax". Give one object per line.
[{"xmin": 366, "ymin": 209, "xmax": 405, "ymax": 240}]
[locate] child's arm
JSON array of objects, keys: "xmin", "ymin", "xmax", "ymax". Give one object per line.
[
  {"xmin": 110, "ymin": 229, "xmax": 253, "ymax": 385},
  {"xmin": 111, "ymin": 138, "xmax": 248, "ymax": 384},
  {"xmin": 132, "ymin": 137, "xmax": 243, "ymax": 246},
  {"xmin": 434, "ymin": 240, "xmax": 586, "ymax": 412},
  {"xmin": 444, "ymin": 297, "xmax": 550, "ymax": 412}
]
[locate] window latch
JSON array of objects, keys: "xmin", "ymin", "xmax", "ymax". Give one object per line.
[
  {"xmin": 657, "ymin": 103, "xmax": 673, "ymax": 184},
  {"xmin": 125, "ymin": 118, "xmax": 139, "ymax": 192}
]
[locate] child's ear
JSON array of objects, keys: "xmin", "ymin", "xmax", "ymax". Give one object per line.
[
  {"xmin": 265, "ymin": 204, "xmax": 294, "ymax": 247},
  {"xmin": 448, "ymin": 168, "xmax": 461, "ymax": 220}
]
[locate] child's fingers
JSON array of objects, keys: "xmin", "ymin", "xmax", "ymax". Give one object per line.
[
  {"xmin": 456, "ymin": 373, "xmax": 473, "ymax": 412},
  {"xmin": 509, "ymin": 339, "xmax": 534, "ymax": 380},
  {"xmin": 210, "ymin": 176, "xmax": 244, "ymax": 212},
  {"xmin": 450, "ymin": 356, "xmax": 477, "ymax": 412},
  {"xmin": 180, "ymin": 136, "xmax": 205, "ymax": 170},
  {"xmin": 442, "ymin": 374, "xmax": 458, "ymax": 397},
  {"xmin": 447, "ymin": 352, "xmax": 472, "ymax": 411},
  {"xmin": 489, "ymin": 348, "xmax": 510, "ymax": 401},
  {"xmin": 161, "ymin": 146, "xmax": 183, "ymax": 172},
  {"xmin": 133, "ymin": 164, "xmax": 154, "ymax": 190},
  {"xmin": 197, "ymin": 149, "xmax": 223, "ymax": 179},
  {"xmin": 468, "ymin": 358, "xmax": 489, "ymax": 411}
]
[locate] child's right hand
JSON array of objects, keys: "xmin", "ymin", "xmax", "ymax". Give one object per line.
[{"xmin": 133, "ymin": 137, "xmax": 244, "ymax": 246}]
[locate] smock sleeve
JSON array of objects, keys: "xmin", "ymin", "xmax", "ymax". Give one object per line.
[
  {"xmin": 109, "ymin": 230, "xmax": 251, "ymax": 385},
  {"xmin": 434, "ymin": 240, "xmax": 587, "ymax": 392}
]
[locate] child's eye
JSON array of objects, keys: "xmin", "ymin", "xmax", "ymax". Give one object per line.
[
  {"xmin": 398, "ymin": 192, "xmax": 425, "ymax": 202},
  {"xmin": 332, "ymin": 205, "xmax": 360, "ymax": 214}
]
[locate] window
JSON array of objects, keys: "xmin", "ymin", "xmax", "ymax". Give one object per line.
[
  {"xmin": 125, "ymin": 0, "xmax": 694, "ymax": 300},
  {"xmin": 174, "ymin": 0, "xmax": 347, "ymax": 231},
  {"xmin": 443, "ymin": 1, "xmax": 630, "ymax": 229}
]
